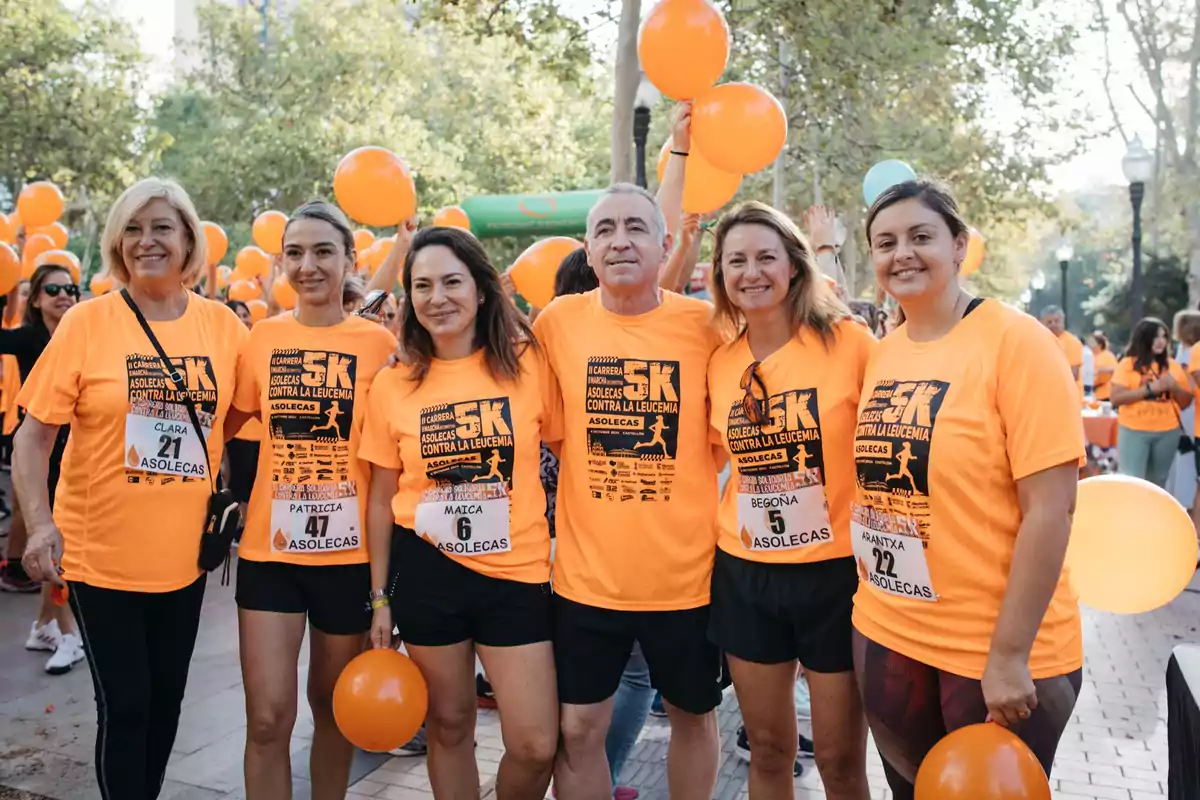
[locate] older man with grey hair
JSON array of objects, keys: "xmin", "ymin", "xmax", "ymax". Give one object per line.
[{"xmin": 533, "ymin": 183, "xmax": 723, "ymax": 799}]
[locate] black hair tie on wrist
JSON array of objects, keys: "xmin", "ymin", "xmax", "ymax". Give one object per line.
[{"xmin": 670, "ymin": 150, "xmax": 689, "ymax": 157}]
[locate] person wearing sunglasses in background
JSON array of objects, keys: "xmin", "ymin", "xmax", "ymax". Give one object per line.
[
  {"xmin": 706, "ymin": 202, "xmax": 873, "ymax": 800},
  {"xmin": 0, "ymin": 264, "xmax": 84, "ymax": 673}
]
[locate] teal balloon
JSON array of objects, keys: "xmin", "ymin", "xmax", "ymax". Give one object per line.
[{"xmin": 863, "ymin": 160, "xmax": 917, "ymax": 206}]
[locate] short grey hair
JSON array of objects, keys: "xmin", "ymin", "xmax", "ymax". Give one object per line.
[
  {"xmin": 586, "ymin": 183, "xmax": 668, "ymax": 245},
  {"xmin": 1039, "ymin": 304, "xmax": 1063, "ymax": 318}
]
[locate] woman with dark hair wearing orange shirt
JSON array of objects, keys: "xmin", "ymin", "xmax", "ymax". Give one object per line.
[{"xmin": 852, "ymin": 179, "xmax": 1084, "ymax": 799}]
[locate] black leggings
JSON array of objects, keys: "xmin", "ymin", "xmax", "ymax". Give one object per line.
[
  {"xmin": 68, "ymin": 575, "xmax": 206, "ymax": 800},
  {"xmin": 853, "ymin": 629, "xmax": 1082, "ymax": 799}
]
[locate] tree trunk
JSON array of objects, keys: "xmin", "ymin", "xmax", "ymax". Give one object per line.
[
  {"xmin": 1187, "ymin": 202, "xmax": 1200, "ymax": 309},
  {"xmin": 842, "ymin": 206, "xmax": 861, "ymax": 299},
  {"xmin": 611, "ymin": 0, "xmax": 641, "ymax": 185}
]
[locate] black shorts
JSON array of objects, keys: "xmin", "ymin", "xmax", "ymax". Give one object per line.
[
  {"xmin": 235, "ymin": 558, "xmax": 371, "ymax": 635},
  {"xmin": 552, "ymin": 595, "xmax": 723, "ymax": 715},
  {"xmin": 226, "ymin": 438, "xmax": 260, "ymax": 504},
  {"xmin": 388, "ymin": 526, "xmax": 551, "ymax": 648},
  {"xmin": 709, "ymin": 548, "xmax": 856, "ymax": 673}
]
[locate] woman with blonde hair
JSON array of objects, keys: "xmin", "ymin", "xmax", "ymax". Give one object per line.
[
  {"xmin": 707, "ymin": 201, "xmax": 874, "ymax": 799},
  {"xmin": 16, "ymin": 177, "xmax": 248, "ymax": 799}
]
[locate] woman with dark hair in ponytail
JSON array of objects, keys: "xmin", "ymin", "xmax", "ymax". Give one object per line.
[
  {"xmin": 361, "ymin": 226, "xmax": 558, "ymax": 799},
  {"xmin": 851, "ymin": 179, "xmax": 1084, "ymax": 799},
  {"xmin": 227, "ymin": 199, "xmax": 398, "ymax": 798}
]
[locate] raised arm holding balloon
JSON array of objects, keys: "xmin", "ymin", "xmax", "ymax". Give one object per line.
[{"xmin": 657, "ymin": 102, "xmax": 692, "ymax": 239}]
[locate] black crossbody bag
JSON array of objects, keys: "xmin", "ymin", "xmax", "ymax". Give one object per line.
[{"xmin": 121, "ymin": 290, "xmax": 240, "ymax": 576}]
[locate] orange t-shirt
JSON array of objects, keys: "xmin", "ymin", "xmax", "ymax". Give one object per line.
[
  {"xmin": 1112, "ymin": 356, "xmax": 1189, "ymax": 433},
  {"xmin": 18, "ymin": 292, "xmax": 247, "ymax": 592},
  {"xmin": 1092, "ymin": 348, "xmax": 1118, "ymax": 400},
  {"xmin": 533, "ymin": 290, "xmax": 722, "ymax": 611},
  {"xmin": 1189, "ymin": 343, "xmax": 1200, "ymax": 436},
  {"xmin": 709, "ymin": 320, "xmax": 876, "ymax": 563},
  {"xmin": 851, "ymin": 300, "xmax": 1084, "ymax": 680},
  {"xmin": 233, "ymin": 314, "xmax": 397, "ymax": 565},
  {"xmin": 359, "ymin": 348, "xmax": 552, "ymax": 584}
]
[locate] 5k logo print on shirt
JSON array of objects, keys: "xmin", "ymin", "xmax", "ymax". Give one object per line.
[
  {"xmin": 584, "ymin": 357, "xmax": 681, "ymax": 503},
  {"xmin": 268, "ymin": 349, "xmax": 360, "ymax": 554},
  {"xmin": 415, "ymin": 397, "xmax": 516, "ymax": 556},
  {"xmin": 125, "ymin": 354, "xmax": 217, "ymax": 481}
]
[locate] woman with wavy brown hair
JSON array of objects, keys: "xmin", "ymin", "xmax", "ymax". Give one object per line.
[{"xmin": 707, "ymin": 201, "xmax": 874, "ymax": 800}]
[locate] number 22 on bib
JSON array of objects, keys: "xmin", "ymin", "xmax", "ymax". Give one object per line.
[{"xmin": 850, "ymin": 504, "xmax": 936, "ymax": 601}]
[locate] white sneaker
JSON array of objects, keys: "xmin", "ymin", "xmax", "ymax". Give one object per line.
[
  {"xmin": 45, "ymin": 633, "xmax": 84, "ymax": 675},
  {"xmin": 25, "ymin": 619, "xmax": 62, "ymax": 652}
]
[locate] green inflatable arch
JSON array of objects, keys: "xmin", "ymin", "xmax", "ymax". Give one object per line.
[{"xmin": 459, "ymin": 190, "xmax": 602, "ymax": 238}]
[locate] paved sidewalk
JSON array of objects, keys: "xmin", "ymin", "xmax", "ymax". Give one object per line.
[{"xmin": 1, "ymin": 544, "xmax": 1197, "ymax": 799}]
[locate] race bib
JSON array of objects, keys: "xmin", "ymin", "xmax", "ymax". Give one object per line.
[
  {"xmin": 736, "ymin": 478, "xmax": 833, "ymax": 551},
  {"xmin": 270, "ymin": 483, "xmax": 361, "ymax": 555},
  {"xmin": 850, "ymin": 505, "xmax": 936, "ymax": 601},
  {"xmin": 125, "ymin": 402, "xmax": 209, "ymax": 478},
  {"xmin": 414, "ymin": 482, "xmax": 511, "ymax": 557}
]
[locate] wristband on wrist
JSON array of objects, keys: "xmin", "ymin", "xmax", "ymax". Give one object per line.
[
  {"xmin": 670, "ymin": 150, "xmax": 689, "ymax": 157},
  {"xmin": 815, "ymin": 244, "xmax": 836, "ymax": 256},
  {"xmin": 370, "ymin": 596, "xmax": 390, "ymax": 610}
]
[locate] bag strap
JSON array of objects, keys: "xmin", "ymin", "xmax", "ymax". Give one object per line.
[{"xmin": 120, "ymin": 289, "xmax": 215, "ymax": 491}]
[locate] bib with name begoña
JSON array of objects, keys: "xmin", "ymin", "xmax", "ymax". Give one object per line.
[{"xmin": 728, "ymin": 388, "xmax": 834, "ymax": 551}]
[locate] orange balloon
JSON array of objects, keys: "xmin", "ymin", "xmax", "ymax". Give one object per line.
[
  {"xmin": 353, "ymin": 229, "xmax": 376, "ymax": 253},
  {"xmin": 509, "ymin": 237, "xmax": 582, "ymax": 310},
  {"xmin": 28, "ymin": 222, "xmax": 68, "ymax": 250},
  {"xmin": 21, "ymin": 233, "xmax": 56, "ymax": 279},
  {"xmin": 247, "ymin": 299, "xmax": 268, "ymax": 324},
  {"xmin": 333, "ymin": 147, "xmax": 417, "ymax": 227},
  {"xmin": 17, "ymin": 182, "xmax": 64, "ymax": 228},
  {"xmin": 228, "ymin": 280, "xmax": 262, "ymax": 302},
  {"xmin": 915, "ymin": 724, "xmax": 1049, "ymax": 800},
  {"xmin": 216, "ymin": 266, "xmax": 233, "ymax": 290},
  {"xmin": 236, "ymin": 246, "xmax": 272, "ymax": 281},
  {"xmin": 252, "ymin": 210, "xmax": 288, "ymax": 255},
  {"xmin": 34, "ymin": 250, "xmax": 81, "ymax": 283},
  {"xmin": 1066, "ymin": 475, "xmax": 1198, "ymax": 613},
  {"xmin": 90, "ymin": 274, "xmax": 115, "ymax": 296},
  {"xmin": 0, "ymin": 243, "xmax": 19, "ymax": 295},
  {"xmin": 638, "ymin": 0, "xmax": 729, "ymax": 100},
  {"xmin": 692, "ymin": 82, "xmax": 788, "ymax": 175},
  {"xmin": 960, "ymin": 229, "xmax": 986, "ymax": 277},
  {"xmin": 333, "ymin": 649, "xmax": 428, "ymax": 753},
  {"xmin": 273, "ymin": 278, "xmax": 298, "ymax": 310},
  {"xmin": 656, "ymin": 140, "xmax": 741, "ymax": 214},
  {"xmin": 0, "ymin": 213, "xmax": 18, "ymax": 245},
  {"xmin": 432, "ymin": 206, "xmax": 471, "ymax": 230},
  {"xmin": 367, "ymin": 237, "xmax": 396, "ymax": 276},
  {"xmin": 202, "ymin": 222, "xmax": 228, "ymax": 265}
]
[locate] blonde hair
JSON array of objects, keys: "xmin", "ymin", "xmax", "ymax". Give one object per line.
[
  {"xmin": 1174, "ymin": 309, "xmax": 1200, "ymax": 347},
  {"xmin": 711, "ymin": 201, "xmax": 850, "ymax": 346},
  {"xmin": 102, "ymin": 178, "xmax": 206, "ymax": 287}
]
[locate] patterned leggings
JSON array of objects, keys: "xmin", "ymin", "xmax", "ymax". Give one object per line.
[{"xmin": 852, "ymin": 630, "xmax": 1082, "ymax": 800}]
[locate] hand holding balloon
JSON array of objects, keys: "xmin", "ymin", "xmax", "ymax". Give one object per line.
[
  {"xmin": 981, "ymin": 653, "xmax": 1037, "ymax": 727},
  {"xmin": 369, "ymin": 605, "xmax": 394, "ymax": 650},
  {"xmin": 671, "ymin": 102, "xmax": 693, "ymax": 152}
]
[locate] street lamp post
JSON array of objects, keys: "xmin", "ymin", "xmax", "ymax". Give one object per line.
[
  {"xmin": 1030, "ymin": 270, "xmax": 1047, "ymax": 312},
  {"xmin": 1056, "ymin": 242, "xmax": 1074, "ymax": 329},
  {"xmin": 1122, "ymin": 135, "xmax": 1155, "ymax": 323},
  {"xmin": 633, "ymin": 74, "xmax": 661, "ymax": 189}
]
